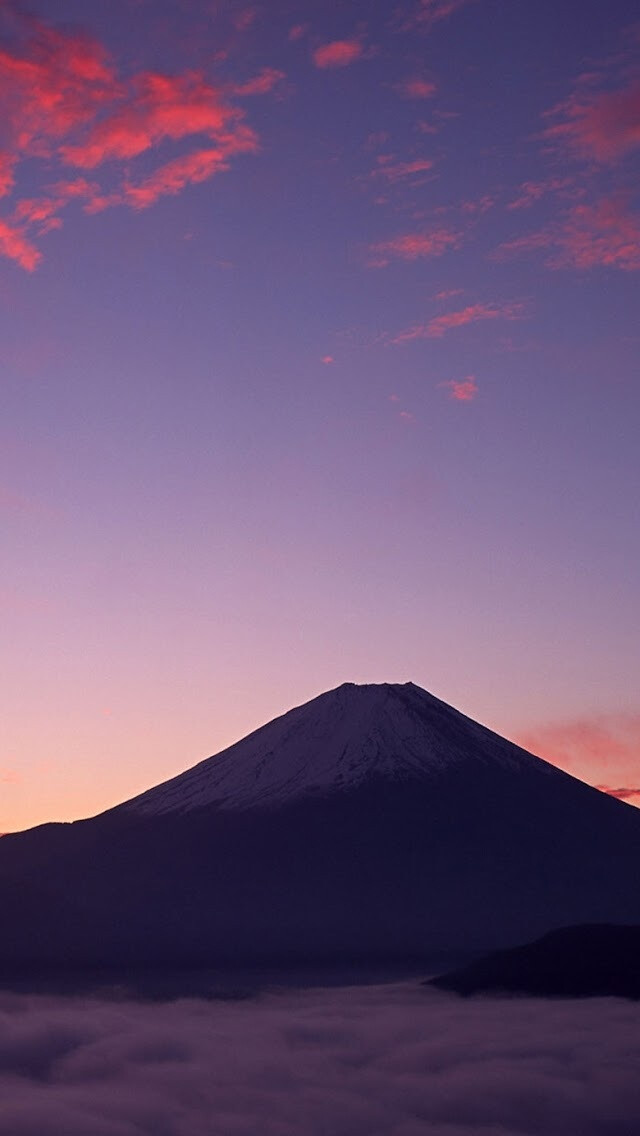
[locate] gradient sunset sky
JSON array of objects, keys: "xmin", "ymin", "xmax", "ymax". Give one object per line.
[{"xmin": 2, "ymin": 0, "xmax": 639, "ymax": 832}]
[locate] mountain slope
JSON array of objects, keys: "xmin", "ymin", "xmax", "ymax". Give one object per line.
[{"xmin": 1, "ymin": 682, "xmax": 640, "ymax": 971}]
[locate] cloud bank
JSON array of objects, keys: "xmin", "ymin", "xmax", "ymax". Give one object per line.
[{"xmin": 0, "ymin": 981, "xmax": 639, "ymax": 1135}]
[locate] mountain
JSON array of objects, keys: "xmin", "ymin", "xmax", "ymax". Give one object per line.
[
  {"xmin": 429, "ymin": 924, "xmax": 640, "ymax": 999},
  {"xmin": 2, "ymin": 681, "xmax": 640, "ymax": 972}
]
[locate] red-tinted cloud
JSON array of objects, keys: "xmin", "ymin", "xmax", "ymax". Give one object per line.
[
  {"xmin": 313, "ymin": 40, "xmax": 363, "ymax": 69},
  {"xmin": 233, "ymin": 68, "xmax": 285, "ymax": 97},
  {"xmin": 60, "ymin": 72, "xmax": 252, "ymax": 168},
  {"xmin": 399, "ymin": 0, "xmax": 473, "ymax": 32},
  {"xmin": 369, "ymin": 228, "xmax": 461, "ymax": 266},
  {"xmin": 0, "ymin": 15, "xmax": 264, "ymax": 268},
  {"xmin": 232, "ymin": 8, "xmax": 257, "ymax": 33},
  {"xmin": 371, "ymin": 157, "xmax": 434, "ymax": 183},
  {"xmin": 425, "ymin": 301, "xmax": 523, "ymax": 339},
  {"xmin": 460, "ymin": 194, "xmax": 495, "ymax": 215},
  {"xmin": 12, "ymin": 177, "xmax": 98, "ymax": 232},
  {"xmin": 516, "ymin": 715, "xmax": 640, "ymax": 808},
  {"xmin": 499, "ymin": 198, "xmax": 640, "ymax": 271},
  {"xmin": 440, "ymin": 375, "xmax": 478, "ymax": 401},
  {"xmin": 123, "ymin": 147, "xmax": 249, "ymax": 210},
  {"xmin": 390, "ymin": 301, "xmax": 523, "ymax": 343},
  {"xmin": 545, "ymin": 80, "xmax": 640, "ymax": 163},
  {"xmin": 507, "ymin": 178, "xmax": 575, "ymax": 210},
  {"xmin": 597, "ymin": 786, "xmax": 640, "ymax": 805},
  {"xmin": 0, "ymin": 26, "xmax": 117, "ymax": 152},
  {"xmin": 0, "ymin": 152, "xmax": 16, "ymax": 197},
  {"xmin": 395, "ymin": 77, "xmax": 436, "ymax": 99},
  {"xmin": 0, "ymin": 218, "xmax": 40, "ymax": 270}
]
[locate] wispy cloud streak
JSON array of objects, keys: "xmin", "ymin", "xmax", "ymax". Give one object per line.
[
  {"xmin": 399, "ymin": 0, "xmax": 474, "ymax": 32},
  {"xmin": 391, "ymin": 301, "xmax": 524, "ymax": 343},
  {"xmin": 369, "ymin": 228, "xmax": 461, "ymax": 266}
]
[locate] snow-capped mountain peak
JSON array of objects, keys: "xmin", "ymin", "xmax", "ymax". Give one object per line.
[{"xmin": 120, "ymin": 681, "xmax": 542, "ymax": 817}]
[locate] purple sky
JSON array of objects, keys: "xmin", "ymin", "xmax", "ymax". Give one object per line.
[{"xmin": 2, "ymin": 0, "xmax": 639, "ymax": 831}]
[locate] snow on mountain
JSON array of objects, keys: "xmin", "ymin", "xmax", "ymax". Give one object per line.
[{"xmin": 121, "ymin": 681, "xmax": 545, "ymax": 816}]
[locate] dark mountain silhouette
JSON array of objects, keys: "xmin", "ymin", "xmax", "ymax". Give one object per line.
[
  {"xmin": 1, "ymin": 682, "xmax": 640, "ymax": 972},
  {"xmin": 428, "ymin": 924, "xmax": 640, "ymax": 999}
]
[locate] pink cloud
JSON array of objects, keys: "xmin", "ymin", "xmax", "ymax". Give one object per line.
[
  {"xmin": 389, "ymin": 301, "xmax": 523, "ymax": 344},
  {"xmin": 0, "ymin": 218, "xmax": 40, "ymax": 270},
  {"xmin": 369, "ymin": 228, "xmax": 461, "ymax": 266},
  {"xmin": 507, "ymin": 178, "xmax": 576, "ymax": 210},
  {"xmin": 440, "ymin": 375, "xmax": 478, "ymax": 401},
  {"xmin": 371, "ymin": 157, "xmax": 434, "ymax": 183},
  {"xmin": 60, "ymin": 72, "xmax": 253, "ymax": 169},
  {"xmin": 498, "ymin": 197, "xmax": 640, "ymax": 271},
  {"xmin": 399, "ymin": 0, "xmax": 473, "ymax": 32},
  {"xmin": 13, "ymin": 196, "xmax": 63, "ymax": 226},
  {"xmin": 597, "ymin": 786, "xmax": 640, "ymax": 805},
  {"xmin": 460, "ymin": 194, "xmax": 495, "ymax": 215},
  {"xmin": 555, "ymin": 198, "xmax": 640, "ymax": 270},
  {"xmin": 313, "ymin": 40, "xmax": 363, "ymax": 70},
  {"xmin": 0, "ymin": 26, "xmax": 118, "ymax": 155},
  {"xmin": 11, "ymin": 177, "xmax": 98, "ymax": 232},
  {"xmin": 516, "ymin": 715, "xmax": 640, "ymax": 808},
  {"xmin": 395, "ymin": 77, "xmax": 437, "ymax": 99},
  {"xmin": 0, "ymin": 152, "xmax": 16, "ymax": 197},
  {"xmin": 423, "ymin": 301, "xmax": 522, "ymax": 340},
  {"xmin": 288, "ymin": 25, "xmax": 307, "ymax": 42},
  {"xmin": 545, "ymin": 80, "xmax": 640, "ymax": 163},
  {"xmin": 233, "ymin": 8, "xmax": 257, "ymax": 33},
  {"xmin": 122, "ymin": 147, "xmax": 247, "ymax": 210},
  {"xmin": 233, "ymin": 68, "xmax": 285, "ymax": 97},
  {"xmin": 321, "ymin": 355, "xmax": 334, "ymax": 364},
  {"xmin": 0, "ymin": 16, "xmax": 263, "ymax": 268},
  {"xmin": 435, "ymin": 287, "xmax": 464, "ymax": 300},
  {"xmin": 416, "ymin": 120, "xmax": 439, "ymax": 135}
]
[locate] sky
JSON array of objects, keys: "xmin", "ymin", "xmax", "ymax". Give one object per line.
[{"xmin": 1, "ymin": 0, "xmax": 639, "ymax": 832}]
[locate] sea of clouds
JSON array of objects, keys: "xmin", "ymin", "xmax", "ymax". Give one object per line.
[{"xmin": 1, "ymin": 980, "xmax": 639, "ymax": 1135}]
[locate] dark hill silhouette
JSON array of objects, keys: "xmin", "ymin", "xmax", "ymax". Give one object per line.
[{"xmin": 428, "ymin": 924, "xmax": 640, "ymax": 999}]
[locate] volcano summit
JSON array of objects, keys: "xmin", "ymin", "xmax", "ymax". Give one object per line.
[{"xmin": 2, "ymin": 682, "xmax": 640, "ymax": 971}]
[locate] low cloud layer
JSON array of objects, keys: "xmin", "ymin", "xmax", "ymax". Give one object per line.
[{"xmin": 1, "ymin": 980, "xmax": 639, "ymax": 1135}]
